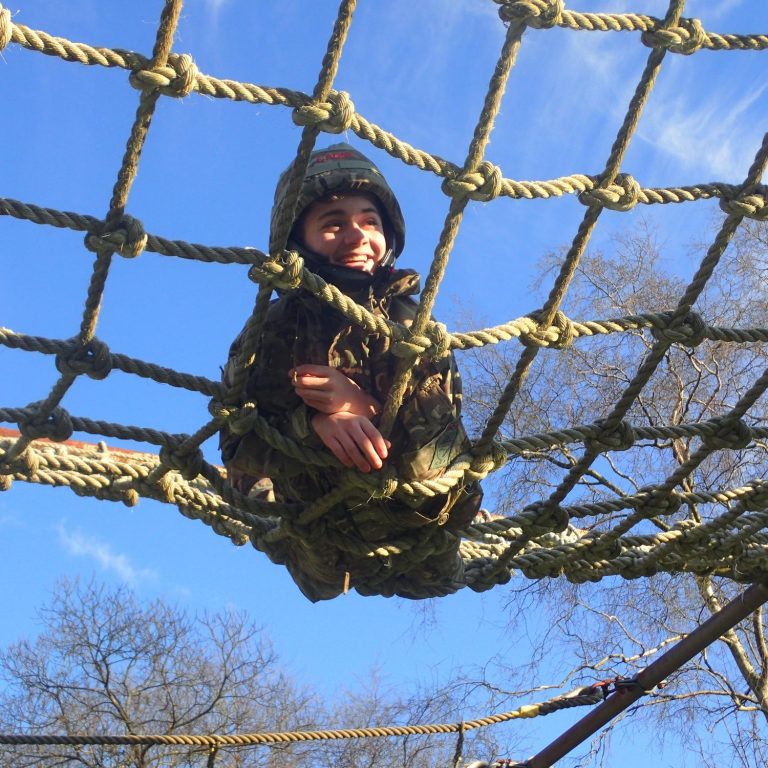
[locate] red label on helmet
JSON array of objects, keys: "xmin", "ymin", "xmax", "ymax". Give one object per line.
[{"xmin": 309, "ymin": 150, "xmax": 359, "ymax": 167}]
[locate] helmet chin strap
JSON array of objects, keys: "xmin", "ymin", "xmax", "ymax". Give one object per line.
[{"xmin": 288, "ymin": 238, "xmax": 395, "ymax": 293}]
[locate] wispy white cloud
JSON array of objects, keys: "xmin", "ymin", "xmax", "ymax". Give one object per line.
[
  {"xmin": 205, "ymin": 0, "xmax": 230, "ymax": 18},
  {"xmin": 639, "ymin": 80, "xmax": 768, "ymax": 179},
  {"xmin": 561, "ymin": 26, "xmax": 636, "ymax": 106},
  {"xmin": 587, "ymin": 0, "xmax": 679, "ymax": 14},
  {"xmin": 0, "ymin": 513, "xmax": 26, "ymax": 531},
  {"xmin": 351, "ymin": 0, "xmax": 502, "ymax": 147},
  {"xmin": 202, "ymin": 0, "xmax": 231, "ymax": 36},
  {"xmin": 57, "ymin": 525, "xmax": 156, "ymax": 586},
  {"xmin": 688, "ymin": 0, "xmax": 745, "ymax": 24},
  {"xmin": 566, "ymin": 34, "xmax": 620, "ymax": 85}
]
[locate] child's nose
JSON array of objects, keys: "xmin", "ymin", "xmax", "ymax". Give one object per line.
[{"xmin": 343, "ymin": 223, "xmax": 366, "ymax": 242}]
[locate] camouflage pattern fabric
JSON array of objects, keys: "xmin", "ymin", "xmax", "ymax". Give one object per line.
[{"xmin": 221, "ymin": 270, "xmax": 481, "ymax": 602}]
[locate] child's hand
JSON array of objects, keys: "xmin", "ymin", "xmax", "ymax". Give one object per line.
[
  {"xmin": 310, "ymin": 412, "xmax": 390, "ymax": 473},
  {"xmin": 290, "ymin": 365, "xmax": 380, "ymax": 418}
]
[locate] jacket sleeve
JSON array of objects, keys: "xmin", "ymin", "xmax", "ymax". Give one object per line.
[{"xmin": 219, "ymin": 314, "xmax": 323, "ymax": 486}]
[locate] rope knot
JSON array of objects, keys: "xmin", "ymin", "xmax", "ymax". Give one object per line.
[
  {"xmin": 85, "ymin": 215, "xmax": 148, "ymax": 258},
  {"xmin": 208, "ymin": 399, "xmax": 235, "ymax": 423},
  {"xmin": 390, "ymin": 323, "xmax": 450, "ymax": 361},
  {"xmin": 467, "ymin": 442, "xmax": 508, "ymax": 481},
  {"xmin": 719, "ymin": 187, "xmax": 768, "ymax": 221},
  {"xmin": 222, "ymin": 402, "xmax": 261, "ymax": 438},
  {"xmin": 0, "ymin": 5, "xmax": 11, "ymax": 51},
  {"xmin": 634, "ymin": 487, "xmax": 681, "ymax": 518},
  {"xmin": 496, "ymin": 0, "xmax": 564, "ymax": 29},
  {"xmin": 154, "ymin": 473, "xmax": 177, "ymax": 504},
  {"xmin": 702, "ymin": 418, "xmax": 752, "ymax": 451},
  {"xmin": 587, "ymin": 419, "xmax": 636, "ymax": 453},
  {"xmin": 129, "ymin": 53, "xmax": 198, "ymax": 97},
  {"xmin": 55, "ymin": 338, "xmax": 112, "ymax": 380},
  {"xmin": 424, "ymin": 321, "xmax": 452, "ymax": 360},
  {"xmin": 0, "ymin": 446, "xmax": 40, "ymax": 478},
  {"xmin": 651, "ymin": 311, "xmax": 707, "ymax": 347},
  {"xmin": 370, "ymin": 468, "xmax": 399, "ymax": 499},
  {"xmin": 641, "ymin": 17, "xmax": 706, "ymax": 55},
  {"xmin": 292, "ymin": 91, "xmax": 355, "ymax": 134},
  {"xmin": 164, "ymin": 53, "xmax": 199, "ymax": 97},
  {"xmin": 744, "ymin": 486, "xmax": 768, "ymax": 513},
  {"xmin": 441, "ymin": 161, "xmax": 504, "ymax": 202},
  {"xmin": 159, "ymin": 445, "xmax": 205, "ymax": 480},
  {"xmin": 578, "ymin": 173, "xmax": 640, "ymax": 212},
  {"xmin": 522, "ymin": 501, "xmax": 569, "ymax": 536},
  {"xmin": 391, "ymin": 335, "xmax": 429, "ymax": 359},
  {"xmin": 18, "ymin": 405, "xmax": 74, "ymax": 443},
  {"xmin": 248, "ymin": 250, "xmax": 305, "ymax": 291},
  {"xmin": 521, "ymin": 310, "xmax": 575, "ymax": 350}
]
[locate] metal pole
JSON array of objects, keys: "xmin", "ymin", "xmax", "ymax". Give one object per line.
[{"xmin": 524, "ymin": 581, "xmax": 768, "ymax": 768}]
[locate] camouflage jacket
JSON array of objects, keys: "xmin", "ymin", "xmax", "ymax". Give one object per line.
[{"xmin": 220, "ymin": 268, "xmax": 482, "ymax": 600}]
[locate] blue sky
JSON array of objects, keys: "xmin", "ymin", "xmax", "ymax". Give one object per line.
[{"xmin": 1, "ymin": 1, "xmax": 767, "ymax": 764}]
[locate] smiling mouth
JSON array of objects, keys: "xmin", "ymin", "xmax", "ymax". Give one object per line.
[
  {"xmin": 333, "ymin": 255, "xmax": 373, "ymax": 272},
  {"xmin": 335, "ymin": 254, "xmax": 370, "ymax": 264}
]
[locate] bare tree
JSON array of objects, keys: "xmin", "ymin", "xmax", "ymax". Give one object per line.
[
  {"xmin": 458, "ymin": 216, "xmax": 768, "ymax": 766},
  {"xmin": 0, "ymin": 578, "xmax": 317, "ymax": 768},
  {"xmin": 0, "ymin": 580, "xmax": 515, "ymax": 768},
  {"xmin": 316, "ymin": 672, "xmax": 508, "ymax": 768}
]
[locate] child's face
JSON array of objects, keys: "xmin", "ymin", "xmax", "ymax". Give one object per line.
[{"xmin": 300, "ymin": 193, "xmax": 387, "ymax": 274}]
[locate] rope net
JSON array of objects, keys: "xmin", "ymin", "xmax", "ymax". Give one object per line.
[{"xmin": 2, "ymin": 0, "xmax": 768, "ymax": 598}]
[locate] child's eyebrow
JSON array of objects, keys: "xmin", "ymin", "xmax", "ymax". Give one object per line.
[{"xmin": 316, "ymin": 206, "xmax": 381, "ymax": 221}]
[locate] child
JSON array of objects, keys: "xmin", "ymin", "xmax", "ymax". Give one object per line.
[{"xmin": 221, "ymin": 143, "xmax": 482, "ymax": 601}]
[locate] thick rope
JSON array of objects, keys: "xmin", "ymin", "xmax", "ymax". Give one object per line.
[{"xmin": 0, "ymin": 685, "xmax": 605, "ymax": 748}]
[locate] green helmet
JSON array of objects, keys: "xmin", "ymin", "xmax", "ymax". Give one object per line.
[{"xmin": 270, "ymin": 143, "xmax": 406, "ymax": 287}]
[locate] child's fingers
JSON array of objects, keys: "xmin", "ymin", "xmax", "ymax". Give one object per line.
[
  {"xmin": 333, "ymin": 425, "xmax": 382, "ymax": 473},
  {"xmin": 291, "ymin": 374, "xmax": 329, "ymax": 389},
  {"xmin": 360, "ymin": 421, "xmax": 388, "ymax": 463},
  {"xmin": 335, "ymin": 432, "xmax": 373, "ymax": 473},
  {"xmin": 328, "ymin": 439, "xmax": 356, "ymax": 469},
  {"xmin": 291, "ymin": 364, "xmax": 336, "ymax": 379},
  {"xmin": 311, "ymin": 413, "xmax": 387, "ymax": 472}
]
